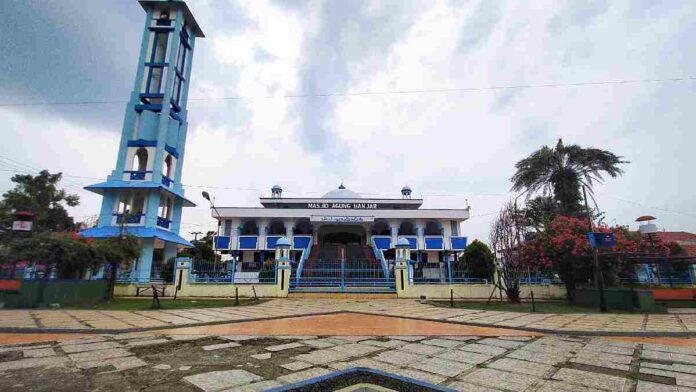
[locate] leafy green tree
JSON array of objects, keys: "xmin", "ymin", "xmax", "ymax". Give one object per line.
[
  {"xmin": 93, "ymin": 235, "xmax": 141, "ymax": 300},
  {"xmin": 8, "ymin": 232, "xmax": 99, "ymax": 279},
  {"xmin": 179, "ymin": 230, "xmax": 217, "ymax": 262},
  {"xmin": 0, "ymin": 171, "xmax": 80, "ymax": 232},
  {"xmin": 456, "ymin": 240, "xmax": 495, "ymax": 280},
  {"xmin": 523, "ymin": 196, "xmax": 559, "ymax": 231},
  {"xmin": 511, "ymin": 139, "xmax": 627, "ymax": 216}
]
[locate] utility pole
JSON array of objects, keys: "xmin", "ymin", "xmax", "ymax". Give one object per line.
[{"xmin": 583, "ymin": 185, "xmax": 607, "ymax": 312}]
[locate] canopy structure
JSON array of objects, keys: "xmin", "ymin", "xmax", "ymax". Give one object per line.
[{"xmin": 79, "ymin": 226, "xmax": 193, "ymax": 247}]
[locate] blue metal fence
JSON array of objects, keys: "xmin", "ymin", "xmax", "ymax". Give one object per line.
[
  {"xmin": 293, "ymin": 259, "xmax": 394, "ymax": 289},
  {"xmin": 189, "ymin": 259, "xmax": 277, "ymax": 284}
]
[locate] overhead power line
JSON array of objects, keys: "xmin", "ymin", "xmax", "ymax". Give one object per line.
[
  {"xmin": 2, "ymin": 163, "xmax": 695, "ymax": 219},
  {"xmin": 0, "ymin": 76, "xmax": 694, "ymax": 107}
]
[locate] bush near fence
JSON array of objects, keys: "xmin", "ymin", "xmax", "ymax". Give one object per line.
[{"xmin": 0, "ymin": 279, "xmax": 109, "ymax": 308}]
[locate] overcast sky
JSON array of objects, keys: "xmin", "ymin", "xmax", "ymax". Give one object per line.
[{"xmin": 0, "ymin": 0, "xmax": 695, "ymax": 242}]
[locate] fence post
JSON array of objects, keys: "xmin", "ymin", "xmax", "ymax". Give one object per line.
[
  {"xmin": 395, "ymin": 260, "xmax": 409, "ymax": 298},
  {"xmin": 447, "ymin": 257, "xmax": 453, "ymax": 285},
  {"xmin": 231, "ymin": 257, "xmax": 236, "ymax": 285},
  {"xmin": 174, "ymin": 259, "xmax": 191, "ymax": 297},
  {"xmin": 340, "ymin": 259, "xmax": 346, "ymax": 292}
]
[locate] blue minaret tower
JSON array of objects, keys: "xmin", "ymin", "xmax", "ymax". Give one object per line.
[{"xmin": 81, "ymin": 0, "xmax": 204, "ymax": 282}]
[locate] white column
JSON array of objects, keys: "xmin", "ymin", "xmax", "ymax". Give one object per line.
[{"xmin": 389, "ymin": 220, "xmax": 399, "ymax": 248}]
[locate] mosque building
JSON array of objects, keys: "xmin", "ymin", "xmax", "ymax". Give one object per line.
[{"xmin": 210, "ymin": 184, "xmax": 470, "ymax": 291}]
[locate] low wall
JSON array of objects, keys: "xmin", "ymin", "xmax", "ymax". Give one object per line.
[
  {"xmin": 399, "ymin": 283, "xmax": 567, "ymax": 300},
  {"xmin": 114, "ymin": 283, "xmax": 284, "ymax": 298}
]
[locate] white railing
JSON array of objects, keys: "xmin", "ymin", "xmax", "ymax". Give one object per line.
[
  {"xmin": 371, "ymin": 237, "xmax": 390, "ymax": 279},
  {"xmin": 295, "ymin": 236, "xmax": 313, "ymax": 283}
]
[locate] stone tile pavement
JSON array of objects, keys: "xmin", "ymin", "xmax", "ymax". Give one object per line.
[
  {"xmin": 3, "ymin": 331, "xmax": 696, "ymax": 391},
  {"xmin": 2, "ymin": 298, "xmax": 696, "ymax": 334}
]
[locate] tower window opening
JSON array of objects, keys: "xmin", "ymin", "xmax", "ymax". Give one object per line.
[
  {"xmin": 151, "ymin": 32, "xmax": 168, "ymax": 64},
  {"xmin": 146, "ymin": 67, "xmax": 164, "ymax": 95},
  {"xmin": 159, "ymin": 197, "xmax": 172, "ymax": 219},
  {"xmin": 132, "ymin": 194, "xmax": 145, "ymax": 215},
  {"xmin": 171, "ymin": 35, "xmax": 188, "ymax": 108},
  {"xmin": 163, "ymin": 155, "xmax": 173, "ymax": 178},
  {"xmin": 133, "ymin": 148, "xmax": 148, "ymax": 172}
]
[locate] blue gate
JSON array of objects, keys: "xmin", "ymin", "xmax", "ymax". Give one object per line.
[{"xmin": 291, "ymin": 259, "xmax": 395, "ymax": 293}]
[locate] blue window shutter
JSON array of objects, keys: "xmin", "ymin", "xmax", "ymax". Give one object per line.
[
  {"xmin": 293, "ymin": 237, "xmax": 311, "ymax": 249},
  {"xmin": 374, "ymin": 238, "xmax": 391, "ymax": 250}
]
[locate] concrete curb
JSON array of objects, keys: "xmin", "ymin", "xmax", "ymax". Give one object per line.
[{"xmin": 2, "ymin": 309, "xmax": 696, "ymax": 337}]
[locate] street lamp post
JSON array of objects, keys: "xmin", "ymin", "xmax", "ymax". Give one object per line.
[{"xmin": 202, "ymin": 191, "xmax": 223, "ymax": 275}]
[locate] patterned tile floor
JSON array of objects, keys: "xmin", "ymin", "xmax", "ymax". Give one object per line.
[
  {"xmin": 2, "ymin": 330, "xmax": 696, "ymax": 391},
  {"xmin": 1, "ymin": 299, "xmax": 694, "ymax": 334}
]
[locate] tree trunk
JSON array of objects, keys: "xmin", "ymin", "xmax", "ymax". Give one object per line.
[
  {"xmin": 505, "ymin": 286, "xmax": 521, "ymax": 303},
  {"xmin": 108, "ymin": 262, "xmax": 117, "ymax": 301},
  {"xmin": 564, "ymin": 279, "xmax": 576, "ymax": 305}
]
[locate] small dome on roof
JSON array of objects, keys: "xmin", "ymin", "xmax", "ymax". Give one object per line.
[
  {"xmin": 401, "ymin": 185, "xmax": 412, "ymax": 192},
  {"xmin": 272, "ymin": 185, "xmax": 282, "ymax": 191},
  {"xmin": 322, "ymin": 183, "xmax": 362, "ymax": 199},
  {"xmin": 396, "ymin": 237, "xmax": 411, "ymax": 248},
  {"xmin": 275, "ymin": 237, "xmax": 291, "ymax": 247}
]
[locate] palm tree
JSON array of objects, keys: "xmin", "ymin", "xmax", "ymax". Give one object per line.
[{"xmin": 511, "ymin": 139, "xmax": 627, "ymax": 216}]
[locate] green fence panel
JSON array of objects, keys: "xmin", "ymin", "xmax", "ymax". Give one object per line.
[{"xmin": 0, "ymin": 280, "xmax": 109, "ymax": 308}]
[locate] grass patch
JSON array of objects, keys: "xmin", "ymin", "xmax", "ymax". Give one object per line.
[
  {"xmin": 63, "ymin": 297, "xmax": 263, "ymax": 311},
  {"xmin": 430, "ymin": 300, "xmax": 666, "ymax": 314}
]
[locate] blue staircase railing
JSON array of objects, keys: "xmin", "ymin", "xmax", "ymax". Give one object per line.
[
  {"xmin": 371, "ymin": 237, "xmax": 389, "ymax": 279},
  {"xmin": 295, "ymin": 236, "xmax": 313, "ymax": 283}
]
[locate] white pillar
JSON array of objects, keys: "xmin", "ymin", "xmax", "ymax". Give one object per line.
[{"xmin": 389, "ymin": 220, "xmax": 399, "ymax": 248}]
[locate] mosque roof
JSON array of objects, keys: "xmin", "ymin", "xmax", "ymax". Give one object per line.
[{"xmin": 322, "ymin": 184, "xmax": 362, "ymax": 199}]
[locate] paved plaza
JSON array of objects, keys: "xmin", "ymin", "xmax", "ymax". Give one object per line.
[
  {"xmin": 1, "ymin": 299, "xmax": 695, "ymax": 334},
  {"xmin": 4, "ymin": 299, "xmax": 696, "ymax": 390},
  {"xmin": 3, "ymin": 330, "xmax": 696, "ymax": 391}
]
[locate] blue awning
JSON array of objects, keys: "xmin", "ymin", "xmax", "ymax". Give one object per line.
[
  {"xmin": 79, "ymin": 226, "xmax": 193, "ymax": 247},
  {"xmin": 266, "ymin": 236, "xmax": 281, "ymax": 250},
  {"xmin": 451, "ymin": 236, "xmax": 468, "ymax": 250},
  {"xmin": 406, "ymin": 237, "xmax": 417, "ymax": 249},
  {"xmin": 239, "ymin": 236, "xmax": 258, "ymax": 250},
  {"xmin": 425, "ymin": 237, "xmax": 443, "ymax": 250},
  {"xmin": 373, "ymin": 237, "xmax": 391, "ymax": 250},
  {"xmin": 215, "ymin": 236, "xmax": 231, "ymax": 250},
  {"xmin": 293, "ymin": 236, "xmax": 311, "ymax": 249},
  {"xmin": 84, "ymin": 180, "xmax": 196, "ymax": 207}
]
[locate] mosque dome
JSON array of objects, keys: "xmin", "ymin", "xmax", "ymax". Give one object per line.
[{"xmin": 322, "ymin": 183, "xmax": 362, "ymax": 199}]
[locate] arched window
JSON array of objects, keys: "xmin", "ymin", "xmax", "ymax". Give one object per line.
[
  {"xmin": 240, "ymin": 220, "xmax": 259, "ymax": 235},
  {"xmin": 133, "ymin": 148, "xmax": 148, "ymax": 172},
  {"xmin": 163, "ymin": 155, "xmax": 173, "ymax": 178},
  {"xmin": 398, "ymin": 221, "xmax": 416, "ymax": 236},
  {"xmin": 294, "ymin": 219, "xmax": 313, "ymax": 235},
  {"xmin": 268, "ymin": 220, "xmax": 286, "ymax": 235},
  {"xmin": 371, "ymin": 220, "xmax": 390, "ymax": 236},
  {"xmin": 424, "ymin": 221, "xmax": 442, "ymax": 236}
]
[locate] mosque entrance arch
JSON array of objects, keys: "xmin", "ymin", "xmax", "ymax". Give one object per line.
[{"xmin": 318, "ymin": 225, "xmax": 366, "ymax": 246}]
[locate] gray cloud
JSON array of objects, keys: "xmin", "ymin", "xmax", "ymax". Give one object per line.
[
  {"xmin": 456, "ymin": 1, "xmax": 502, "ymax": 52},
  {"xmin": 287, "ymin": 0, "xmax": 430, "ymax": 169},
  {"xmin": 0, "ymin": 0, "xmax": 142, "ymax": 131}
]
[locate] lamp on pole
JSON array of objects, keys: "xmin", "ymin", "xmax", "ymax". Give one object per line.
[{"xmin": 202, "ymin": 191, "xmax": 223, "ymax": 273}]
